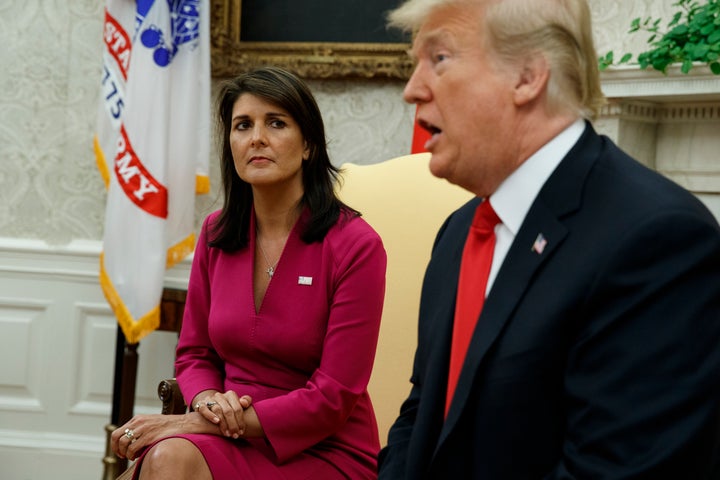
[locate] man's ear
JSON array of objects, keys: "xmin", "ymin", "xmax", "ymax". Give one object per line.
[{"xmin": 513, "ymin": 54, "xmax": 549, "ymax": 107}]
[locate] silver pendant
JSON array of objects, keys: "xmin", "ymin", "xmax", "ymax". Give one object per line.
[{"xmin": 267, "ymin": 266, "xmax": 274, "ymax": 277}]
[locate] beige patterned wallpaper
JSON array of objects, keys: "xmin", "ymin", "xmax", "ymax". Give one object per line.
[
  {"xmin": 0, "ymin": 0, "xmax": 677, "ymax": 245},
  {"xmin": 589, "ymin": 0, "xmax": 675, "ymax": 57}
]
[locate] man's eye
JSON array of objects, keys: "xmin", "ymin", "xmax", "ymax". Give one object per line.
[{"xmin": 433, "ymin": 53, "xmax": 448, "ymax": 63}]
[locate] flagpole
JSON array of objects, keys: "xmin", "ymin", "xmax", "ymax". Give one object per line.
[{"xmin": 102, "ymin": 326, "xmax": 139, "ymax": 479}]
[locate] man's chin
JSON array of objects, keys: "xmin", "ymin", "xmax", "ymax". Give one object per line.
[{"xmin": 428, "ymin": 154, "xmax": 451, "ymax": 180}]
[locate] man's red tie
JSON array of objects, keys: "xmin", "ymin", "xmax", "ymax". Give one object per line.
[{"xmin": 445, "ymin": 200, "xmax": 501, "ymax": 417}]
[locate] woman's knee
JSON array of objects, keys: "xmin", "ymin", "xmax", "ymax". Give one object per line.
[{"xmin": 139, "ymin": 438, "xmax": 210, "ymax": 479}]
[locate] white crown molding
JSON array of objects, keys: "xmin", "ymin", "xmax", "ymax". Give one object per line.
[
  {"xmin": 600, "ymin": 99, "xmax": 720, "ymax": 124},
  {"xmin": 0, "ymin": 237, "xmax": 192, "ymax": 288},
  {"xmin": 601, "ymin": 64, "xmax": 720, "ymax": 103},
  {"xmin": 600, "ymin": 100, "xmax": 660, "ymax": 123},
  {"xmin": 657, "ymin": 103, "xmax": 720, "ymax": 123},
  {"xmin": 0, "ymin": 238, "xmax": 102, "ymax": 283},
  {"xmin": 0, "ymin": 428, "xmax": 104, "ymax": 454}
]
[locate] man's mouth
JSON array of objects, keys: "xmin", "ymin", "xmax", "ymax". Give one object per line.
[
  {"xmin": 418, "ymin": 119, "xmax": 442, "ymax": 149},
  {"xmin": 418, "ymin": 119, "xmax": 442, "ymax": 137}
]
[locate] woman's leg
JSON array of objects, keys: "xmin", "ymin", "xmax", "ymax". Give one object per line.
[{"xmin": 137, "ymin": 438, "xmax": 212, "ymax": 480}]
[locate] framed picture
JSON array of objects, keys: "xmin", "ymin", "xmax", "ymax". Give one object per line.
[{"xmin": 210, "ymin": 0, "xmax": 413, "ymax": 79}]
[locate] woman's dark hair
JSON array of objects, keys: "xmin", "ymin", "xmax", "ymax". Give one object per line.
[{"xmin": 209, "ymin": 66, "xmax": 358, "ymax": 251}]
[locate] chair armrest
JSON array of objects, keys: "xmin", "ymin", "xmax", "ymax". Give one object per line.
[{"xmin": 157, "ymin": 378, "xmax": 187, "ymax": 414}]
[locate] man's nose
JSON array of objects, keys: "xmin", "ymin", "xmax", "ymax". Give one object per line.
[{"xmin": 403, "ymin": 63, "xmax": 431, "ymax": 104}]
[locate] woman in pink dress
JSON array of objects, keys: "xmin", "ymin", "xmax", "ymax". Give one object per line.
[{"xmin": 111, "ymin": 66, "xmax": 387, "ymax": 479}]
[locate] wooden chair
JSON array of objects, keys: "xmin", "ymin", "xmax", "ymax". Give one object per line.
[{"xmin": 157, "ymin": 378, "xmax": 186, "ymax": 414}]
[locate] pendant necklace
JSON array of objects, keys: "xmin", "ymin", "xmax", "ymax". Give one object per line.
[{"xmin": 257, "ymin": 236, "xmax": 278, "ymax": 278}]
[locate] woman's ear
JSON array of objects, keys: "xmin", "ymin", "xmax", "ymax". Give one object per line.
[
  {"xmin": 513, "ymin": 54, "xmax": 550, "ymax": 107},
  {"xmin": 303, "ymin": 142, "xmax": 310, "ymax": 161}
]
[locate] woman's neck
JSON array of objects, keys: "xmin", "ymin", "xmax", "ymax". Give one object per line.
[{"xmin": 253, "ymin": 188, "xmax": 303, "ymax": 239}]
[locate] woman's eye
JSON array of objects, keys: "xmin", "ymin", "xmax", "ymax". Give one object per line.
[
  {"xmin": 269, "ymin": 119, "xmax": 286, "ymax": 128},
  {"xmin": 235, "ymin": 121, "xmax": 250, "ymax": 130}
]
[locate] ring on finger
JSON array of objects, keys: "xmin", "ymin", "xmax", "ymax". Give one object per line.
[
  {"xmin": 205, "ymin": 401, "xmax": 218, "ymax": 409},
  {"xmin": 124, "ymin": 428, "xmax": 135, "ymax": 441}
]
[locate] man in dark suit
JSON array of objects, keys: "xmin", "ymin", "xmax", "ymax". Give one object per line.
[{"xmin": 378, "ymin": 0, "xmax": 720, "ymax": 478}]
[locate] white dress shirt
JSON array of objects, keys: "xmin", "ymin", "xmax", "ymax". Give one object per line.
[{"xmin": 483, "ymin": 119, "xmax": 585, "ymax": 295}]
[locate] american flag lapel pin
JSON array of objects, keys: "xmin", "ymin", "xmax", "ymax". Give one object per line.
[
  {"xmin": 298, "ymin": 276, "xmax": 313, "ymax": 285},
  {"xmin": 531, "ymin": 233, "xmax": 548, "ymax": 254}
]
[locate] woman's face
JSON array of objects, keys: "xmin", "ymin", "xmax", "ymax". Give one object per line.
[{"xmin": 229, "ymin": 93, "xmax": 309, "ymax": 192}]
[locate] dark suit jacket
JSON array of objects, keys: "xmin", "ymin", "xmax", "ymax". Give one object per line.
[{"xmin": 378, "ymin": 123, "xmax": 720, "ymax": 479}]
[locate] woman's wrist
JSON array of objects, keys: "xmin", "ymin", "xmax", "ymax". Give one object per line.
[{"xmin": 185, "ymin": 411, "xmax": 224, "ymax": 434}]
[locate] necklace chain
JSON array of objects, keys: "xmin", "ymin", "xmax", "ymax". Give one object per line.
[{"xmin": 257, "ymin": 236, "xmax": 278, "ymax": 278}]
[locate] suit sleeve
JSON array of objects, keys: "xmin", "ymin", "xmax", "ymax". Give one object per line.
[
  {"xmin": 546, "ymin": 207, "xmax": 720, "ymax": 478},
  {"xmin": 378, "ymin": 383, "xmax": 421, "ymax": 478}
]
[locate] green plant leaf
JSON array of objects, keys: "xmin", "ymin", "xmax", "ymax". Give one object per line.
[
  {"xmin": 693, "ymin": 42, "xmax": 711, "ymax": 58},
  {"xmin": 670, "ymin": 24, "xmax": 690, "ymax": 37},
  {"xmin": 710, "ymin": 61, "xmax": 720, "ymax": 74},
  {"xmin": 599, "ymin": 1, "xmax": 720, "ymax": 74},
  {"xmin": 652, "ymin": 57, "xmax": 673, "ymax": 72},
  {"xmin": 692, "ymin": 12, "xmax": 710, "ymax": 28},
  {"xmin": 598, "ymin": 51, "xmax": 614, "ymax": 70},
  {"xmin": 700, "ymin": 23, "xmax": 716, "ymax": 35},
  {"xmin": 669, "ymin": 11, "xmax": 683, "ymax": 27}
]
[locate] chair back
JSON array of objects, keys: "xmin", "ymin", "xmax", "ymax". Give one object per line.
[{"xmin": 338, "ymin": 153, "xmax": 473, "ymax": 443}]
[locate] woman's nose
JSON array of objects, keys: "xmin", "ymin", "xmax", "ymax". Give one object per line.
[{"xmin": 250, "ymin": 126, "xmax": 267, "ymax": 147}]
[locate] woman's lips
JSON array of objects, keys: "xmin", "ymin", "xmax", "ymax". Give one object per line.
[{"xmin": 248, "ymin": 156, "xmax": 271, "ymax": 164}]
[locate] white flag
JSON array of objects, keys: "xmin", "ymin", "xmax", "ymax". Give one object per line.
[
  {"xmin": 94, "ymin": 0, "xmax": 132, "ymax": 186},
  {"xmin": 95, "ymin": 0, "xmax": 210, "ymax": 344}
]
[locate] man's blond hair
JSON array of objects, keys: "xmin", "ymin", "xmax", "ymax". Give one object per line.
[{"xmin": 388, "ymin": 0, "xmax": 606, "ymax": 119}]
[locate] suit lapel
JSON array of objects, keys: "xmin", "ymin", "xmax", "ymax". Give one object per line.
[
  {"xmin": 437, "ymin": 122, "xmax": 602, "ymax": 444},
  {"xmin": 439, "ymin": 203, "xmax": 567, "ymax": 437}
]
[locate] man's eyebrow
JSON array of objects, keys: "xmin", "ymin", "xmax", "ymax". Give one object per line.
[{"xmin": 411, "ymin": 29, "xmax": 452, "ymax": 57}]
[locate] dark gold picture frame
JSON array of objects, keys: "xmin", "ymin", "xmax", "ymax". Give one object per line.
[{"xmin": 210, "ymin": 0, "xmax": 413, "ymax": 79}]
